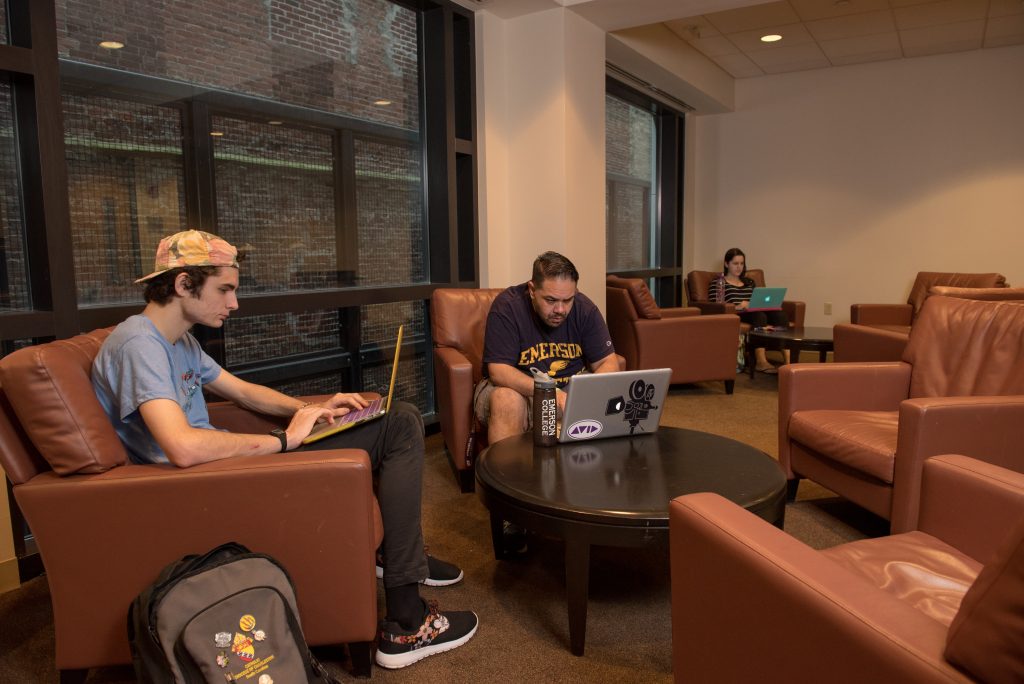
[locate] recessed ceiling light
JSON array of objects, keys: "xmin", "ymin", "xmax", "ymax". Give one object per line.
[
  {"xmin": 760, "ymin": 34, "xmax": 783, "ymax": 43},
  {"xmin": 209, "ymin": 131, "xmax": 224, "ymax": 137},
  {"xmin": 374, "ymin": 99, "xmax": 393, "ymax": 106},
  {"xmin": 99, "ymin": 40, "xmax": 124, "ymax": 49},
  {"xmin": 268, "ymin": 120, "xmax": 283, "ymax": 125}
]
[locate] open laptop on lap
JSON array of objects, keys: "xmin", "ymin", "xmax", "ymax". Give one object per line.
[
  {"xmin": 302, "ymin": 325, "xmax": 403, "ymax": 445},
  {"xmin": 745, "ymin": 287, "xmax": 786, "ymax": 312},
  {"xmin": 558, "ymin": 368, "xmax": 671, "ymax": 443}
]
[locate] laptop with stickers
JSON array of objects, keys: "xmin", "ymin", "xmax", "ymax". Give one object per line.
[
  {"xmin": 302, "ymin": 325, "xmax": 403, "ymax": 445},
  {"xmin": 745, "ymin": 287, "xmax": 786, "ymax": 312},
  {"xmin": 557, "ymin": 368, "xmax": 671, "ymax": 443}
]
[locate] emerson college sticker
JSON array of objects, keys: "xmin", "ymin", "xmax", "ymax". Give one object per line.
[{"xmin": 214, "ymin": 613, "xmax": 273, "ymax": 683}]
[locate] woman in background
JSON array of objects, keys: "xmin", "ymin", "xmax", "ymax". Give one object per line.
[{"xmin": 708, "ymin": 247, "xmax": 789, "ymax": 374}]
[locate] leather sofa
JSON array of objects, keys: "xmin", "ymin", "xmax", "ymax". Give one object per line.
[
  {"xmin": 833, "ymin": 271, "xmax": 1008, "ymax": 362},
  {"xmin": 670, "ymin": 454, "xmax": 1024, "ymax": 683},
  {"xmin": 606, "ymin": 275, "xmax": 740, "ymax": 394},
  {"xmin": 780, "ymin": 295, "xmax": 1024, "ymax": 533},
  {"xmin": 684, "ymin": 268, "xmax": 805, "ymax": 331},
  {"xmin": 0, "ymin": 329, "xmax": 383, "ymax": 680}
]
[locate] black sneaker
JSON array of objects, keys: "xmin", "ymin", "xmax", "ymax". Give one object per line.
[
  {"xmin": 375, "ymin": 600, "xmax": 479, "ymax": 669},
  {"xmin": 375, "ymin": 553, "xmax": 465, "ymax": 587}
]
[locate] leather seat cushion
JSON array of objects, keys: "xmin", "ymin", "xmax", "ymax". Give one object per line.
[
  {"xmin": 789, "ymin": 410, "xmax": 898, "ymax": 483},
  {"xmin": 862, "ymin": 324, "xmax": 911, "ymax": 335},
  {"xmin": 822, "ymin": 530, "xmax": 981, "ymax": 627}
]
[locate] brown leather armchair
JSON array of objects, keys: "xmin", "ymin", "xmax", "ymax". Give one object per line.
[
  {"xmin": 606, "ymin": 275, "xmax": 740, "ymax": 394},
  {"xmin": 780, "ymin": 295, "xmax": 1024, "ymax": 533},
  {"xmin": 684, "ymin": 268, "xmax": 805, "ymax": 330},
  {"xmin": 0, "ymin": 330, "xmax": 383, "ymax": 680},
  {"xmin": 670, "ymin": 454, "xmax": 1024, "ymax": 683},
  {"xmin": 833, "ymin": 271, "xmax": 1008, "ymax": 362},
  {"xmin": 430, "ymin": 288, "xmax": 504, "ymax": 492}
]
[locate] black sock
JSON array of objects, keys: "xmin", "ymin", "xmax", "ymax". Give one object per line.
[{"xmin": 385, "ymin": 583, "xmax": 424, "ymax": 631}]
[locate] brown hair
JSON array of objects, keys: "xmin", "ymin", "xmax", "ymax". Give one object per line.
[{"xmin": 143, "ymin": 265, "xmax": 220, "ymax": 304}]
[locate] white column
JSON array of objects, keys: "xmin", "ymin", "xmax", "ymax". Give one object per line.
[{"xmin": 476, "ymin": 8, "xmax": 607, "ymax": 309}]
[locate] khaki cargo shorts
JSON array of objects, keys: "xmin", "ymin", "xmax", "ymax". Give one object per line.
[{"xmin": 473, "ymin": 378, "xmax": 533, "ymax": 430}]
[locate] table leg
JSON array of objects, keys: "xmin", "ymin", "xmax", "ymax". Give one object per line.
[
  {"xmin": 819, "ymin": 349, "xmax": 828, "ymax": 363},
  {"xmin": 489, "ymin": 513, "xmax": 505, "ymax": 560},
  {"xmin": 565, "ymin": 537, "xmax": 590, "ymax": 656}
]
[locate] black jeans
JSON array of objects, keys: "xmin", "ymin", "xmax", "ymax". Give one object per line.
[
  {"xmin": 294, "ymin": 401, "xmax": 428, "ymax": 588},
  {"xmin": 740, "ymin": 309, "xmax": 789, "ymax": 328}
]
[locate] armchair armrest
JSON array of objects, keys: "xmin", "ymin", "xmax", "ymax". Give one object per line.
[
  {"xmin": 691, "ymin": 301, "xmax": 736, "ymax": 315},
  {"xmin": 919, "ymin": 455, "xmax": 1024, "ymax": 562},
  {"xmin": 16, "ymin": 449, "xmax": 379, "ymax": 666},
  {"xmin": 779, "ymin": 363, "xmax": 911, "ymax": 475},
  {"xmin": 670, "ymin": 493, "xmax": 961, "ymax": 683},
  {"xmin": 433, "ymin": 346, "xmax": 475, "ymax": 471},
  {"xmin": 659, "ymin": 306, "xmax": 700, "ymax": 319},
  {"xmin": 891, "ymin": 396, "xmax": 1024, "ymax": 533},
  {"xmin": 851, "ymin": 303, "xmax": 913, "ymax": 326},
  {"xmin": 207, "ymin": 393, "xmax": 379, "ymax": 433}
]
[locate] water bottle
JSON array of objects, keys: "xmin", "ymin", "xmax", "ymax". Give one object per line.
[{"xmin": 530, "ymin": 367, "xmax": 557, "ymax": 446}]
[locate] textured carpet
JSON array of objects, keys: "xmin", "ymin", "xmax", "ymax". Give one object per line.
[{"xmin": 0, "ymin": 370, "xmax": 887, "ymax": 683}]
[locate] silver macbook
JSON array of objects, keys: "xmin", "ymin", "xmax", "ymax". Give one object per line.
[{"xmin": 558, "ymin": 368, "xmax": 672, "ymax": 443}]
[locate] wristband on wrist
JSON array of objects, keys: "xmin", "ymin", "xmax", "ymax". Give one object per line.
[{"xmin": 270, "ymin": 428, "xmax": 288, "ymax": 453}]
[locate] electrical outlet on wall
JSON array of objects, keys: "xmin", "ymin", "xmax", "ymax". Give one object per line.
[{"xmin": 824, "ymin": 302, "xmax": 833, "ymax": 315}]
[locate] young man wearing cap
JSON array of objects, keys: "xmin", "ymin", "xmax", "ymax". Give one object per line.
[{"xmin": 91, "ymin": 230, "xmax": 477, "ymax": 670}]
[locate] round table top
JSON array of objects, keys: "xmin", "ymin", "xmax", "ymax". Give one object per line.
[
  {"xmin": 748, "ymin": 326, "xmax": 834, "ymax": 343},
  {"xmin": 475, "ymin": 427, "xmax": 785, "ymax": 527}
]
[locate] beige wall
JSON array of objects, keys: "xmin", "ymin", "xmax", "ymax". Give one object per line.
[
  {"xmin": 691, "ymin": 45, "xmax": 1024, "ymax": 326},
  {"xmin": 476, "ymin": 8, "xmax": 608, "ymax": 308}
]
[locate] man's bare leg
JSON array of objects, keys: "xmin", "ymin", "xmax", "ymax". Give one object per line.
[{"xmin": 487, "ymin": 387, "xmax": 529, "ymax": 444}]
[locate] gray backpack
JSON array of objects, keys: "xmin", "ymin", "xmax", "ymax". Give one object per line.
[{"xmin": 128, "ymin": 542, "xmax": 339, "ymax": 683}]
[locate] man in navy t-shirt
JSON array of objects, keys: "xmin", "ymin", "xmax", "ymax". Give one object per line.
[{"xmin": 475, "ymin": 251, "xmax": 619, "ymax": 444}]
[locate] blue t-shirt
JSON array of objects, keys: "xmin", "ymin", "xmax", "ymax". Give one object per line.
[
  {"xmin": 482, "ymin": 282, "xmax": 615, "ymax": 387},
  {"xmin": 92, "ymin": 314, "xmax": 223, "ymax": 464}
]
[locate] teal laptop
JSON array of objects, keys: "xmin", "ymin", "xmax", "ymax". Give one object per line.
[{"xmin": 746, "ymin": 287, "xmax": 786, "ymax": 312}]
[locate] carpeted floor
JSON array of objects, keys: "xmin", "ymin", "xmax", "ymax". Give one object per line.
[{"xmin": 0, "ymin": 370, "xmax": 887, "ymax": 683}]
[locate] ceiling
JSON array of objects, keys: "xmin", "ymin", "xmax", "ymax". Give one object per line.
[{"xmin": 460, "ymin": 0, "xmax": 1024, "ymax": 77}]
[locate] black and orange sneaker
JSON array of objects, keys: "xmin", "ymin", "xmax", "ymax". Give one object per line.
[{"xmin": 375, "ymin": 600, "xmax": 479, "ymax": 669}]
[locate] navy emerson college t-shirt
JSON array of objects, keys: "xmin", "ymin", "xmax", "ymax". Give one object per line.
[{"xmin": 482, "ymin": 282, "xmax": 615, "ymax": 387}]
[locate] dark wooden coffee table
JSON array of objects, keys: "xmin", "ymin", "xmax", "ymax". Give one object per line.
[
  {"xmin": 746, "ymin": 325, "xmax": 834, "ymax": 377},
  {"xmin": 475, "ymin": 427, "xmax": 786, "ymax": 655}
]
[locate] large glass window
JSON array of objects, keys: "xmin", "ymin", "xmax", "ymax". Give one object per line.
[
  {"xmin": 212, "ymin": 116, "xmax": 338, "ymax": 293},
  {"xmin": 0, "ymin": 78, "xmax": 29, "ymax": 311},
  {"xmin": 52, "ymin": 0, "xmax": 431, "ymax": 401},
  {"xmin": 55, "ymin": 0, "xmax": 419, "ymax": 128},
  {"xmin": 606, "ymin": 94, "xmax": 656, "ymax": 272},
  {"xmin": 63, "ymin": 91, "xmax": 187, "ymax": 305},
  {"xmin": 605, "ymin": 79, "xmax": 687, "ymax": 305}
]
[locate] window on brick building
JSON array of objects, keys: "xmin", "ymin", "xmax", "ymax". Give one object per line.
[
  {"xmin": 606, "ymin": 93, "xmax": 656, "ymax": 273},
  {"xmin": 0, "ymin": 78, "xmax": 29, "ymax": 312},
  {"xmin": 605, "ymin": 78, "xmax": 688, "ymax": 306},
  {"xmin": 46, "ymin": 0, "xmax": 466, "ymax": 411}
]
